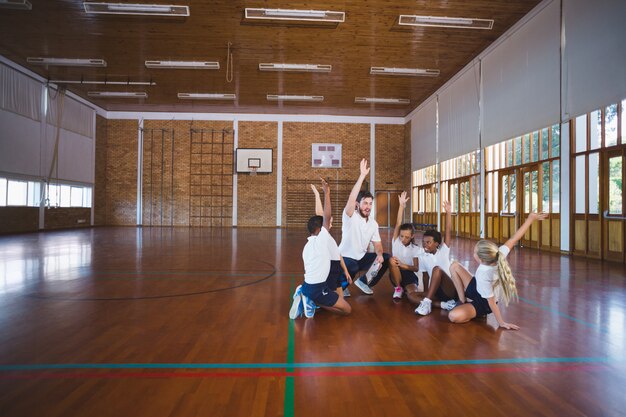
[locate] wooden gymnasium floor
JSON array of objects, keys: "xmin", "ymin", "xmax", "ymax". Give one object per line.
[{"xmin": 0, "ymin": 227, "xmax": 625, "ymax": 417}]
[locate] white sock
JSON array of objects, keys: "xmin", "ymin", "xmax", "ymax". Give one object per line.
[{"xmin": 423, "ymin": 297, "xmax": 432, "ymax": 304}]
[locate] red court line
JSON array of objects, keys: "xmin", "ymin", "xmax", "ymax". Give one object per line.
[{"xmin": 0, "ymin": 364, "xmax": 614, "ymax": 380}]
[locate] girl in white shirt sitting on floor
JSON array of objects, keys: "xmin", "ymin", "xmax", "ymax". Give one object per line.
[
  {"xmin": 388, "ymin": 191, "xmax": 425, "ymax": 303},
  {"xmin": 447, "ymin": 212, "xmax": 548, "ymax": 329}
]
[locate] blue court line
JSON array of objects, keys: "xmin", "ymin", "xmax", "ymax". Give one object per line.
[
  {"xmin": 518, "ymin": 296, "xmax": 610, "ymax": 334},
  {"xmin": 1, "ymin": 356, "xmax": 623, "ymax": 371}
]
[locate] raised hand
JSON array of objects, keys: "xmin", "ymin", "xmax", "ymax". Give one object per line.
[
  {"xmin": 359, "ymin": 159, "xmax": 370, "ymax": 177},
  {"xmin": 310, "ymin": 184, "xmax": 320, "ymax": 195},
  {"xmin": 321, "ymin": 177, "xmax": 329, "ymax": 194},
  {"xmin": 443, "ymin": 200, "xmax": 452, "ymax": 214},
  {"xmin": 398, "ymin": 191, "xmax": 408, "ymax": 207},
  {"xmin": 529, "ymin": 212, "xmax": 549, "ymax": 222}
]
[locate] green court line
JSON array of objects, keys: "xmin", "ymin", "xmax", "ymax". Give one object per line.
[
  {"xmin": 284, "ymin": 277, "xmax": 296, "ymax": 417},
  {"xmin": 1, "ymin": 356, "xmax": 623, "ymax": 371}
]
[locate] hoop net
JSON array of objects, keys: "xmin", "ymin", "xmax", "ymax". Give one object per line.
[{"xmin": 250, "ymin": 167, "xmax": 258, "ymax": 176}]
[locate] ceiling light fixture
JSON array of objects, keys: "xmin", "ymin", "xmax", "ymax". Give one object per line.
[
  {"xmin": 27, "ymin": 57, "xmax": 107, "ymax": 67},
  {"xmin": 145, "ymin": 60, "xmax": 219, "ymax": 69},
  {"xmin": 355, "ymin": 97, "xmax": 410, "ymax": 104},
  {"xmin": 245, "ymin": 8, "xmax": 344, "ymax": 23},
  {"xmin": 370, "ymin": 67, "xmax": 440, "ymax": 77},
  {"xmin": 83, "ymin": 2, "xmax": 190, "ymax": 16},
  {"xmin": 267, "ymin": 94, "xmax": 324, "ymax": 102},
  {"xmin": 259, "ymin": 63, "xmax": 331, "ymax": 73},
  {"xmin": 0, "ymin": 0, "xmax": 32, "ymax": 10},
  {"xmin": 88, "ymin": 91, "xmax": 147, "ymax": 98},
  {"xmin": 177, "ymin": 93, "xmax": 236, "ymax": 100},
  {"xmin": 398, "ymin": 15, "xmax": 493, "ymax": 30},
  {"xmin": 50, "ymin": 79, "xmax": 156, "ymax": 86}
]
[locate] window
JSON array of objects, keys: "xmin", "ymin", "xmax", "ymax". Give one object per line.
[
  {"xmin": 605, "ymin": 104, "xmax": 618, "ymax": 147},
  {"xmin": 590, "ymin": 109, "xmax": 601, "ymax": 150},
  {"xmin": 575, "ymin": 114, "xmax": 587, "ymax": 153},
  {"xmin": 44, "ymin": 183, "xmax": 92, "ymax": 208},
  {"xmin": 0, "ymin": 178, "xmax": 6, "ymax": 206},
  {"xmin": 7, "ymin": 180, "xmax": 27, "ymax": 206},
  {"xmin": 608, "ymin": 156, "xmax": 622, "ymax": 215}
]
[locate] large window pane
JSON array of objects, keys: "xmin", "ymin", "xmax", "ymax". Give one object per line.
[
  {"xmin": 0, "ymin": 178, "xmax": 6, "ymax": 206},
  {"xmin": 502, "ymin": 175, "xmax": 509, "ymax": 213},
  {"xmin": 27, "ymin": 181, "xmax": 41, "ymax": 207},
  {"xmin": 605, "ymin": 104, "xmax": 618, "ymax": 147},
  {"xmin": 608, "ymin": 156, "xmax": 623, "ymax": 214},
  {"xmin": 552, "ymin": 160, "xmax": 560, "ymax": 213},
  {"xmin": 590, "ymin": 110, "xmax": 601, "ymax": 150},
  {"xmin": 514, "ymin": 137, "xmax": 522, "ymax": 166},
  {"xmin": 575, "ymin": 156, "xmax": 586, "ymax": 213},
  {"xmin": 7, "ymin": 180, "xmax": 28, "ymax": 206},
  {"xmin": 588, "ymin": 153, "xmax": 599, "ymax": 214},
  {"xmin": 622, "ymin": 100, "xmax": 626, "ymax": 145},
  {"xmin": 70, "ymin": 187, "xmax": 83, "ymax": 207},
  {"xmin": 575, "ymin": 115, "xmax": 587, "ymax": 153},
  {"xmin": 507, "ymin": 140, "xmax": 513, "ymax": 167},
  {"xmin": 541, "ymin": 128, "xmax": 549, "ymax": 160},
  {"xmin": 523, "ymin": 135, "xmax": 531, "ymax": 164},
  {"xmin": 47, "ymin": 184, "xmax": 60, "ymax": 207},
  {"xmin": 493, "ymin": 172, "xmax": 499, "ymax": 214},
  {"xmin": 531, "ymin": 132, "xmax": 539, "ymax": 162},
  {"xmin": 542, "ymin": 162, "xmax": 550, "ymax": 212},
  {"xmin": 551, "ymin": 124, "xmax": 560, "ymax": 157},
  {"xmin": 60, "ymin": 185, "xmax": 71, "ymax": 207},
  {"xmin": 531, "ymin": 170, "xmax": 538, "ymax": 212},
  {"xmin": 83, "ymin": 187, "xmax": 92, "ymax": 208},
  {"xmin": 487, "ymin": 173, "xmax": 493, "ymax": 213}
]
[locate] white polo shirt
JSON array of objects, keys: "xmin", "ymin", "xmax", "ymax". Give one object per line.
[
  {"xmin": 338, "ymin": 208, "xmax": 381, "ymax": 260},
  {"xmin": 419, "ymin": 242, "xmax": 451, "ymax": 277},
  {"xmin": 302, "ymin": 226, "xmax": 333, "ymax": 284},
  {"xmin": 392, "ymin": 238, "xmax": 426, "ymax": 275},
  {"xmin": 475, "ymin": 245, "xmax": 510, "ymax": 301}
]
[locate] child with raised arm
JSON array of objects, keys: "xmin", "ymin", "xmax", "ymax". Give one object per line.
[
  {"xmin": 414, "ymin": 200, "xmax": 459, "ymax": 315},
  {"xmin": 447, "ymin": 212, "xmax": 549, "ymax": 329},
  {"xmin": 387, "ymin": 191, "xmax": 425, "ymax": 303},
  {"xmin": 289, "ymin": 179, "xmax": 352, "ymax": 319}
]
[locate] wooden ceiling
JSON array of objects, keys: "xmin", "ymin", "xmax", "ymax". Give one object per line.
[{"xmin": 0, "ymin": 1, "xmax": 541, "ymax": 117}]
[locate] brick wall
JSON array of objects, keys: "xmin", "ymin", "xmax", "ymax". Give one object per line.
[
  {"xmin": 0, "ymin": 207, "xmax": 38, "ymax": 234},
  {"xmin": 94, "ymin": 115, "xmax": 107, "ymax": 226},
  {"xmin": 237, "ymin": 121, "xmax": 277, "ymax": 227},
  {"xmin": 44, "ymin": 208, "xmax": 91, "ymax": 230},
  {"xmin": 282, "ymin": 122, "xmax": 371, "ymax": 227},
  {"xmin": 105, "ymin": 119, "xmax": 138, "ymax": 225},
  {"xmin": 375, "ymin": 124, "xmax": 407, "ymax": 192}
]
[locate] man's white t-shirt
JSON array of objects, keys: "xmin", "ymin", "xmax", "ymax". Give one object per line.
[
  {"xmin": 419, "ymin": 242, "xmax": 451, "ymax": 277},
  {"xmin": 338, "ymin": 208, "xmax": 381, "ymax": 260},
  {"xmin": 475, "ymin": 245, "xmax": 511, "ymax": 301},
  {"xmin": 302, "ymin": 226, "xmax": 333, "ymax": 284}
]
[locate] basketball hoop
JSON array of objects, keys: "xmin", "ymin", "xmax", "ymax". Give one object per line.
[{"xmin": 250, "ymin": 167, "xmax": 258, "ymax": 176}]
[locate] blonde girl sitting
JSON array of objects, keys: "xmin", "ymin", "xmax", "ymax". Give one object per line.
[{"xmin": 447, "ymin": 212, "xmax": 548, "ymax": 330}]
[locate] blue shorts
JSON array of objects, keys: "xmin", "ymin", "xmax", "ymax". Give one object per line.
[
  {"xmin": 399, "ymin": 269, "xmax": 418, "ymax": 288},
  {"xmin": 302, "ymin": 260, "xmax": 341, "ymax": 307},
  {"xmin": 465, "ymin": 277, "xmax": 492, "ymax": 317}
]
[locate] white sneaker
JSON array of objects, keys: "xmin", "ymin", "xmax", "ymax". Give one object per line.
[
  {"xmin": 301, "ymin": 292, "xmax": 317, "ymax": 318},
  {"xmin": 343, "ymin": 288, "xmax": 351, "ymax": 298},
  {"xmin": 289, "ymin": 285, "xmax": 303, "ymax": 319},
  {"xmin": 415, "ymin": 298, "xmax": 432, "ymax": 315},
  {"xmin": 354, "ymin": 278, "xmax": 374, "ymax": 295},
  {"xmin": 441, "ymin": 299, "xmax": 459, "ymax": 311},
  {"xmin": 392, "ymin": 286, "xmax": 403, "ymax": 299}
]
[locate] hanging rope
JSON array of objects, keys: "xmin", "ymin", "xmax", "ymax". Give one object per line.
[
  {"xmin": 226, "ymin": 42, "xmax": 233, "ymax": 83},
  {"xmin": 43, "ymin": 85, "xmax": 66, "ymax": 207}
]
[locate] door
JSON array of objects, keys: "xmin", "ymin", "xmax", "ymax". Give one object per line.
[
  {"xmin": 520, "ymin": 166, "xmax": 540, "ymax": 247},
  {"xmin": 375, "ymin": 191, "xmax": 402, "ymax": 228}
]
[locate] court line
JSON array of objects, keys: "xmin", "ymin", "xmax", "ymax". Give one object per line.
[
  {"xmin": 1, "ymin": 356, "xmax": 622, "ymax": 371},
  {"xmin": 0, "ymin": 363, "xmax": 619, "ymax": 380},
  {"xmin": 518, "ymin": 296, "xmax": 610, "ymax": 334}
]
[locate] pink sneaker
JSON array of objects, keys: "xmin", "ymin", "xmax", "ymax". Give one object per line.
[{"xmin": 392, "ymin": 286, "xmax": 403, "ymax": 299}]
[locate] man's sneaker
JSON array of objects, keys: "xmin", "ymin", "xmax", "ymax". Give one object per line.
[
  {"xmin": 289, "ymin": 285, "xmax": 303, "ymax": 319},
  {"xmin": 301, "ymin": 292, "xmax": 317, "ymax": 318},
  {"xmin": 354, "ymin": 278, "xmax": 374, "ymax": 295},
  {"xmin": 393, "ymin": 286, "xmax": 404, "ymax": 299},
  {"xmin": 441, "ymin": 299, "xmax": 459, "ymax": 311},
  {"xmin": 343, "ymin": 287, "xmax": 351, "ymax": 298},
  {"xmin": 415, "ymin": 298, "xmax": 432, "ymax": 315}
]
